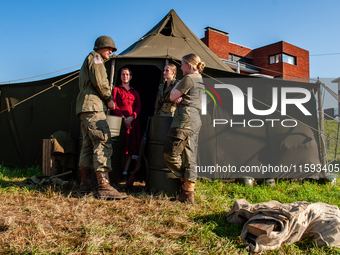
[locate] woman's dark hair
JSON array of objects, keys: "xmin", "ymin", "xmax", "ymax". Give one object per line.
[{"xmin": 120, "ymin": 67, "xmax": 132, "ymax": 76}]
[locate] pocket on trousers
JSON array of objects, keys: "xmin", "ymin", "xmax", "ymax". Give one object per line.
[
  {"xmin": 88, "ymin": 120, "xmax": 110, "ymax": 142},
  {"xmin": 164, "ymin": 137, "xmax": 186, "ymax": 155},
  {"xmin": 167, "ymin": 127, "xmax": 189, "ymax": 140},
  {"xmin": 164, "ymin": 128, "xmax": 189, "ymax": 155}
]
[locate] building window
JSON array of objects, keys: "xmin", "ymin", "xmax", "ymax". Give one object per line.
[
  {"xmin": 269, "ymin": 53, "xmax": 296, "ymax": 65},
  {"xmin": 229, "ymin": 54, "xmax": 252, "ymax": 64},
  {"xmin": 269, "ymin": 54, "xmax": 281, "ymax": 64},
  {"xmin": 229, "ymin": 54, "xmax": 240, "ymax": 62},
  {"xmin": 282, "ymin": 53, "xmax": 296, "ymax": 65}
]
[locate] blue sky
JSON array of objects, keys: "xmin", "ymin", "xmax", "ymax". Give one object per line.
[{"xmin": 1, "ymin": 0, "xmax": 339, "ymax": 107}]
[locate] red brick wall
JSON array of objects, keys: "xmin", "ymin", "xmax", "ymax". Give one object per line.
[
  {"xmin": 202, "ymin": 29, "xmax": 229, "ymax": 59},
  {"xmin": 252, "ymin": 42, "xmax": 284, "ymax": 78},
  {"xmin": 252, "ymin": 41, "xmax": 310, "ymax": 80},
  {"xmin": 201, "ymin": 28, "xmax": 310, "ymax": 80},
  {"xmin": 282, "ymin": 42, "xmax": 309, "ymax": 81},
  {"xmin": 229, "ymin": 43, "xmax": 253, "ymax": 59}
]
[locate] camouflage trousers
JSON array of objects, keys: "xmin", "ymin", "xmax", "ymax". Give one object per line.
[
  {"xmin": 164, "ymin": 127, "xmax": 200, "ymax": 182},
  {"xmin": 78, "ymin": 112, "xmax": 112, "ymax": 173}
]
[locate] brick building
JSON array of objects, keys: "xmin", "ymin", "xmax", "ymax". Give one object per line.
[{"xmin": 201, "ymin": 27, "xmax": 309, "ymax": 81}]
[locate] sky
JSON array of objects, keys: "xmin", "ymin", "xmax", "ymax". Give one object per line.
[{"xmin": 1, "ymin": 0, "xmax": 339, "ymax": 108}]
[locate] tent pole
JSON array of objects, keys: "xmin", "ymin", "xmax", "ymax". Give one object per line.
[
  {"xmin": 107, "ymin": 59, "xmax": 115, "ymax": 116},
  {"xmin": 317, "ymin": 80, "xmax": 327, "ymax": 172},
  {"xmin": 165, "ymin": 59, "xmax": 169, "ymax": 66},
  {"xmin": 110, "ymin": 59, "xmax": 115, "ymax": 90},
  {"xmin": 334, "ymin": 121, "xmax": 340, "ymax": 159}
]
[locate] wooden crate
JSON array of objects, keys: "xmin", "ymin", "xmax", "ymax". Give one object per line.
[
  {"xmin": 42, "ymin": 139, "xmax": 58, "ymax": 176},
  {"xmin": 247, "ymin": 219, "xmax": 280, "ymax": 237}
]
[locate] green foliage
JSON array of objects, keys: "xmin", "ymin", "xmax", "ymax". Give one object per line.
[
  {"xmin": 0, "ymin": 165, "xmax": 41, "ymax": 185},
  {"xmin": 0, "ymin": 165, "xmax": 41, "ymax": 178}
]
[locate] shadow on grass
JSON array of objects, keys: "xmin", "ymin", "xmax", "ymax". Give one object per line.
[
  {"xmin": 0, "ymin": 165, "xmax": 152, "ymax": 200},
  {"xmin": 193, "ymin": 213, "xmax": 247, "ymax": 249}
]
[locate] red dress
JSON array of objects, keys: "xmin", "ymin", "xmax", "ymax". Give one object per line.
[{"xmin": 112, "ymin": 85, "xmax": 141, "ymax": 155}]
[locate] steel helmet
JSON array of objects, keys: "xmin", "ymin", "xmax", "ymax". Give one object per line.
[
  {"xmin": 235, "ymin": 176, "xmax": 255, "ymax": 187},
  {"xmin": 93, "ymin": 36, "xmax": 117, "ymax": 52}
]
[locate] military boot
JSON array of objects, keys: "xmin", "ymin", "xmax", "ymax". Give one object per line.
[
  {"xmin": 79, "ymin": 169, "xmax": 93, "ymax": 194},
  {"xmin": 176, "ymin": 181, "xmax": 195, "ymax": 204},
  {"xmin": 170, "ymin": 178, "xmax": 185, "ymax": 202},
  {"xmin": 96, "ymin": 172, "xmax": 127, "ymax": 200}
]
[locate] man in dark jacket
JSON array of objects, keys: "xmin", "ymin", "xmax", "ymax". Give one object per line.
[{"xmin": 76, "ymin": 35, "xmax": 127, "ymax": 199}]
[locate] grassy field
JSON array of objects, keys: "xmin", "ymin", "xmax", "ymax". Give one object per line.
[
  {"xmin": 0, "ymin": 120, "xmax": 339, "ymax": 254},
  {"xmin": 0, "ymin": 165, "xmax": 340, "ymax": 254}
]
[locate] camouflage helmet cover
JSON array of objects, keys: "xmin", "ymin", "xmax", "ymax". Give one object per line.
[{"xmin": 93, "ymin": 36, "xmax": 117, "ymax": 52}]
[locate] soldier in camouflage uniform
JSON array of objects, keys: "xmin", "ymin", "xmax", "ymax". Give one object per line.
[
  {"xmin": 164, "ymin": 53, "xmax": 205, "ymax": 204},
  {"xmin": 76, "ymin": 35, "xmax": 127, "ymax": 200}
]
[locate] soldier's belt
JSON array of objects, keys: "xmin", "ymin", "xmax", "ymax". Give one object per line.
[{"xmin": 161, "ymin": 103, "xmax": 176, "ymax": 113}]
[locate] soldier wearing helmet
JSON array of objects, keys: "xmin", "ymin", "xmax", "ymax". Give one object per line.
[
  {"xmin": 93, "ymin": 35, "xmax": 117, "ymax": 52},
  {"xmin": 76, "ymin": 35, "xmax": 127, "ymax": 200}
]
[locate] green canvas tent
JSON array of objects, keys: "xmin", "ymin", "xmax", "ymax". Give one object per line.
[
  {"xmin": 0, "ymin": 72, "xmax": 80, "ymax": 167},
  {"xmin": 0, "ymin": 9, "xmax": 235, "ymax": 168},
  {"xmin": 106, "ymin": 9, "xmax": 239, "ymax": 144},
  {"xmin": 0, "ymin": 9, "xmax": 322, "ymax": 181},
  {"xmin": 117, "ymin": 9, "xmax": 234, "ymax": 73}
]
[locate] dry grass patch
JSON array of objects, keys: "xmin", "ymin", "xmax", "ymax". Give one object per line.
[{"xmin": 0, "ymin": 182, "xmax": 230, "ymax": 254}]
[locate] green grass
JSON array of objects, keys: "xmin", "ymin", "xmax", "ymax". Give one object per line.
[
  {"xmin": 0, "ymin": 166, "xmax": 339, "ymax": 254},
  {"xmin": 0, "ymin": 120, "xmax": 339, "ymax": 254},
  {"xmin": 0, "ymin": 164, "xmax": 41, "ymax": 182}
]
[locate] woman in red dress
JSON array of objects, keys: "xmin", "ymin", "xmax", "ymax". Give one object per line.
[{"xmin": 112, "ymin": 68, "xmax": 141, "ymax": 177}]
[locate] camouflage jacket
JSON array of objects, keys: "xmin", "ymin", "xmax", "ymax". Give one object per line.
[{"xmin": 76, "ymin": 51, "xmax": 112, "ymax": 115}]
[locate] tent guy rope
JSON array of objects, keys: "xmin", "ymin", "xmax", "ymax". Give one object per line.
[{"xmin": 0, "ymin": 71, "xmax": 79, "ymax": 115}]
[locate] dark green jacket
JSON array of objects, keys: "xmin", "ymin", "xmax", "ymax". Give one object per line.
[{"xmin": 154, "ymin": 79, "xmax": 178, "ymax": 117}]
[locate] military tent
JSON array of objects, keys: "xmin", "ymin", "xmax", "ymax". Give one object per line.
[
  {"xmin": 0, "ymin": 71, "xmax": 80, "ymax": 167},
  {"xmin": 0, "ymin": 9, "xmax": 322, "ymax": 180}
]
